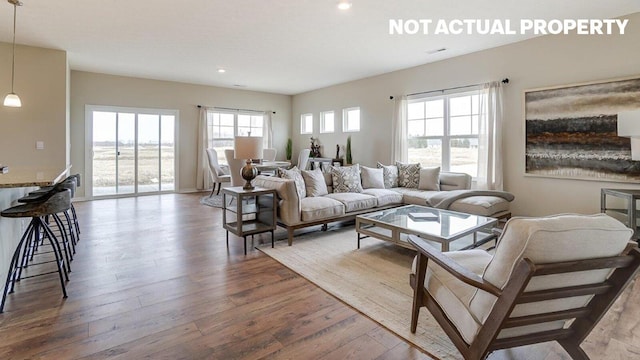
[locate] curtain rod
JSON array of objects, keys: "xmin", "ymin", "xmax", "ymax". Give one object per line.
[
  {"xmin": 197, "ymin": 105, "xmax": 275, "ymax": 114},
  {"xmin": 389, "ymin": 78, "xmax": 509, "ymax": 100}
]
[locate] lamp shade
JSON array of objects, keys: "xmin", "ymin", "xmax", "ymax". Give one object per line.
[
  {"xmin": 234, "ymin": 136, "xmax": 264, "ymax": 160},
  {"xmin": 3, "ymin": 93, "xmax": 21, "ymax": 107}
]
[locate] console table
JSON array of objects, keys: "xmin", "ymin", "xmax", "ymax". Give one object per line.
[
  {"xmin": 600, "ymin": 188, "xmax": 640, "ymax": 239},
  {"xmin": 222, "ymin": 186, "xmax": 277, "ymax": 254}
]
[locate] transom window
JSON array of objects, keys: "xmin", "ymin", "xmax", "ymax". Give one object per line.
[
  {"xmin": 320, "ymin": 111, "xmax": 335, "ymax": 133},
  {"xmin": 407, "ymin": 91, "xmax": 480, "ymax": 177},
  {"xmin": 343, "ymin": 107, "xmax": 360, "ymax": 132},
  {"xmin": 301, "ymin": 113, "xmax": 313, "ymax": 134}
]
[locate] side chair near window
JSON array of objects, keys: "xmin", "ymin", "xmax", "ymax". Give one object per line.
[
  {"xmin": 409, "ymin": 214, "xmax": 640, "ymax": 360},
  {"xmin": 263, "ymin": 148, "xmax": 277, "ymax": 161},
  {"xmin": 296, "ymin": 149, "xmax": 311, "ymax": 170},
  {"xmin": 206, "ymin": 148, "xmax": 230, "ymax": 196}
]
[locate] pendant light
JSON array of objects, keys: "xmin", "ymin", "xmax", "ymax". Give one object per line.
[{"xmin": 4, "ymin": 0, "xmax": 22, "ymax": 108}]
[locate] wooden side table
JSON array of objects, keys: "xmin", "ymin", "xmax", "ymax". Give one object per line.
[
  {"xmin": 601, "ymin": 188, "xmax": 640, "ymax": 239},
  {"xmin": 222, "ymin": 186, "xmax": 277, "ymax": 254}
]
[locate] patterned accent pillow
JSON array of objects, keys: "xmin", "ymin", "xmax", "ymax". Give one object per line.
[
  {"xmin": 277, "ymin": 166, "xmax": 306, "ymax": 198},
  {"xmin": 376, "ymin": 162, "xmax": 399, "ymax": 189},
  {"xmin": 331, "ymin": 164, "xmax": 363, "ymax": 193},
  {"xmin": 395, "ymin": 161, "xmax": 421, "ymax": 188}
]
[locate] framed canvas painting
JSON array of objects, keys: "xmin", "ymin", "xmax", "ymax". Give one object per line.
[{"xmin": 525, "ymin": 76, "xmax": 640, "ymax": 182}]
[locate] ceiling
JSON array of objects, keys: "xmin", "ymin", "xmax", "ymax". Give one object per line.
[{"xmin": 0, "ymin": 0, "xmax": 638, "ymax": 95}]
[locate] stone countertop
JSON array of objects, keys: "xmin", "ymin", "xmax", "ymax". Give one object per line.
[{"xmin": 0, "ymin": 167, "xmax": 70, "ymax": 188}]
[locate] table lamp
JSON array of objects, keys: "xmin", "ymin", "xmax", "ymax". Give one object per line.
[
  {"xmin": 234, "ymin": 136, "xmax": 263, "ymax": 189},
  {"xmin": 617, "ymin": 110, "xmax": 640, "ymax": 161}
]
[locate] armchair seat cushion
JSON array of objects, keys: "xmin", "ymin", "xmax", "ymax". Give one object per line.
[
  {"xmin": 412, "ymin": 250, "xmax": 493, "ymax": 344},
  {"xmin": 300, "ymin": 197, "xmax": 345, "ymax": 222}
]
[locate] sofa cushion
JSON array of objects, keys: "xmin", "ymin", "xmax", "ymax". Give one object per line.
[
  {"xmin": 300, "ymin": 197, "xmax": 345, "ymax": 222},
  {"xmin": 361, "ymin": 166, "xmax": 385, "ymax": 189},
  {"xmin": 331, "ymin": 164, "xmax": 363, "ymax": 193},
  {"xmin": 376, "ymin": 162, "xmax": 399, "ymax": 189},
  {"xmin": 278, "ymin": 166, "xmax": 306, "ymax": 198},
  {"xmin": 418, "ymin": 167, "xmax": 441, "ymax": 191},
  {"xmin": 396, "ymin": 162, "xmax": 421, "ymax": 188},
  {"xmin": 302, "ymin": 168, "xmax": 328, "ymax": 197},
  {"xmin": 324, "ymin": 192, "xmax": 377, "ymax": 212},
  {"xmin": 439, "ymin": 172, "xmax": 472, "ymax": 191},
  {"xmin": 362, "ymin": 189, "xmax": 403, "ymax": 207},
  {"xmin": 448, "ymin": 196, "xmax": 510, "ymax": 217},
  {"xmin": 391, "ymin": 188, "xmax": 438, "ymax": 206},
  {"xmin": 412, "ymin": 250, "xmax": 493, "ymax": 344}
]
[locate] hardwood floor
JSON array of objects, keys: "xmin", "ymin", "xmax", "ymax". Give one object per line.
[{"xmin": 0, "ymin": 193, "xmax": 638, "ymax": 359}]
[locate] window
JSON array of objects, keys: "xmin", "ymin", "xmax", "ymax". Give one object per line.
[
  {"xmin": 343, "ymin": 107, "xmax": 360, "ymax": 132},
  {"xmin": 300, "ymin": 113, "xmax": 313, "ymax": 134},
  {"xmin": 207, "ymin": 110, "xmax": 264, "ymax": 163},
  {"xmin": 407, "ymin": 91, "xmax": 480, "ymax": 177},
  {"xmin": 320, "ymin": 111, "xmax": 335, "ymax": 133}
]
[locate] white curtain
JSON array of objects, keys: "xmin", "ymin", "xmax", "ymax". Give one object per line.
[
  {"xmin": 196, "ymin": 107, "xmax": 212, "ymax": 190},
  {"xmin": 392, "ymin": 95, "xmax": 408, "ymax": 163},
  {"xmin": 477, "ymin": 81, "xmax": 504, "ymax": 190},
  {"xmin": 263, "ymin": 111, "xmax": 273, "ymax": 149}
]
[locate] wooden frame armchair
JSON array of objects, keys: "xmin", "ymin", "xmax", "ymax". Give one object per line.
[{"xmin": 409, "ymin": 214, "xmax": 640, "ymax": 360}]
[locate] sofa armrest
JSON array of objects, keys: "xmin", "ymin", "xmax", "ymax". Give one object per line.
[
  {"xmin": 439, "ymin": 172, "xmax": 471, "ymax": 191},
  {"xmin": 253, "ymin": 175, "xmax": 302, "ymax": 225}
]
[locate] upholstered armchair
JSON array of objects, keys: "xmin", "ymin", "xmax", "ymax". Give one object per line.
[
  {"xmin": 224, "ymin": 149, "xmax": 246, "ymax": 187},
  {"xmin": 297, "ymin": 149, "xmax": 310, "ymax": 170},
  {"xmin": 263, "ymin": 148, "xmax": 277, "ymax": 161},
  {"xmin": 205, "ymin": 148, "xmax": 230, "ymax": 196},
  {"xmin": 409, "ymin": 213, "xmax": 640, "ymax": 360}
]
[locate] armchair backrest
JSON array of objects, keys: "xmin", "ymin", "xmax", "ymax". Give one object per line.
[
  {"xmin": 470, "ymin": 213, "xmax": 633, "ymax": 324},
  {"xmin": 224, "ymin": 149, "xmax": 246, "ymax": 187},
  {"xmin": 263, "ymin": 148, "xmax": 277, "ymax": 161}
]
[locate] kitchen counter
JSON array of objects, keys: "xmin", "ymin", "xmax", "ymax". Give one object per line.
[{"xmin": 0, "ymin": 167, "xmax": 69, "ymax": 188}]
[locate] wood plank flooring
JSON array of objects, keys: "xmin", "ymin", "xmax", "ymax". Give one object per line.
[{"xmin": 0, "ymin": 193, "xmax": 637, "ymax": 359}]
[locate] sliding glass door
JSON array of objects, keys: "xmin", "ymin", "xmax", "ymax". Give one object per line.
[{"xmin": 87, "ymin": 106, "xmax": 177, "ymax": 198}]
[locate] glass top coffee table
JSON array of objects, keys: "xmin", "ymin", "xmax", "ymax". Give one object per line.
[{"xmin": 355, "ymin": 205, "xmax": 498, "ymax": 251}]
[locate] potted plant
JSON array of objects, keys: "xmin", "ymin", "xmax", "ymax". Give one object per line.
[
  {"xmin": 346, "ymin": 136, "xmax": 352, "ymax": 165},
  {"xmin": 286, "ymin": 138, "xmax": 292, "ymax": 161}
]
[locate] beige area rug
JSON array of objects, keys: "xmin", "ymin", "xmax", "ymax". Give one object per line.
[{"xmin": 259, "ymin": 228, "xmax": 461, "ymax": 360}]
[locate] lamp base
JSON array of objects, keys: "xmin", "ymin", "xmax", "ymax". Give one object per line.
[{"xmin": 241, "ymin": 160, "xmax": 258, "ymax": 190}]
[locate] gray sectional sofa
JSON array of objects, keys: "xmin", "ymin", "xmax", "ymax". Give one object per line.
[{"xmin": 253, "ymin": 171, "xmax": 514, "ymax": 245}]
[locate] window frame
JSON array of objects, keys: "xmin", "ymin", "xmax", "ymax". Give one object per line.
[
  {"xmin": 342, "ymin": 107, "xmax": 361, "ymax": 133},
  {"xmin": 320, "ymin": 110, "xmax": 335, "ymax": 133},
  {"xmin": 407, "ymin": 89, "xmax": 480, "ymax": 176},
  {"xmin": 300, "ymin": 113, "xmax": 313, "ymax": 134},
  {"xmin": 207, "ymin": 110, "xmax": 264, "ymax": 163}
]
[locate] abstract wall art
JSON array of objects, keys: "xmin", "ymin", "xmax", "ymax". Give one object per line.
[{"xmin": 525, "ymin": 76, "xmax": 640, "ymax": 182}]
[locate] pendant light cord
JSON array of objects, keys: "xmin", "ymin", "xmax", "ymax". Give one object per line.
[{"xmin": 10, "ymin": 2, "xmax": 17, "ymax": 93}]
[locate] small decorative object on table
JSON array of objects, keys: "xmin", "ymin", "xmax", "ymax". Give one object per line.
[
  {"xmin": 310, "ymin": 137, "xmax": 322, "ymax": 158},
  {"xmin": 346, "ymin": 136, "xmax": 352, "ymax": 165}
]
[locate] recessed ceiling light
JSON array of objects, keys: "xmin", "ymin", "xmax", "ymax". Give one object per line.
[
  {"xmin": 217, "ymin": 68, "xmax": 226, "ymax": 73},
  {"xmin": 337, "ymin": 1, "xmax": 352, "ymax": 10}
]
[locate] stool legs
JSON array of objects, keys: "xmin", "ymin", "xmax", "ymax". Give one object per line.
[{"xmin": 0, "ymin": 217, "xmax": 69, "ymax": 313}]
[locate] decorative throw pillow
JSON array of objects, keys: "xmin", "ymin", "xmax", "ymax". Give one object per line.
[
  {"xmin": 376, "ymin": 162, "xmax": 399, "ymax": 189},
  {"xmin": 418, "ymin": 167, "xmax": 441, "ymax": 191},
  {"xmin": 396, "ymin": 161, "xmax": 421, "ymax": 188},
  {"xmin": 301, "ymin": 168, "xmax": 329, "ymax": 197},
  {"xmin": 277, "ymin": 166, "xmax": 306, "ymax": 198},
  {"xmin": 360, "ymin": 166, "xmax": 385, "ymax": 189},
  {"xmin": 331, "ymin": 164, "xmax": 363, "ymax": 193}
]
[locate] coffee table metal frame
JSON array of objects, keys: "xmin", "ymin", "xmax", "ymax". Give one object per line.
[{"xmin": 355, "ymin": 205, "xmax": 498, "ymax": 251}]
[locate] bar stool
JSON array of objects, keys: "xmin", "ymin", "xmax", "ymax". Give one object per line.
[
  {"xmin": 19, "ymin": 177, "xmax": 77, "ymax": 267},
  {"xmin": 0, "ymin": 188, "xmax": 71, "ymax": 313}
]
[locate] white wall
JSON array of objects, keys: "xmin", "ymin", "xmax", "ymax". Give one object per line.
[
  {"xmin": 0, "ymin": 43, "xmax": 68, "ymax": 169},
  {"xmin": 292, "ymin": 12, "xmax": 640, "ymax": 217},
  {"xmin": 70, "ymin": 71, "xmax": 291, "ymax": 197}
]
